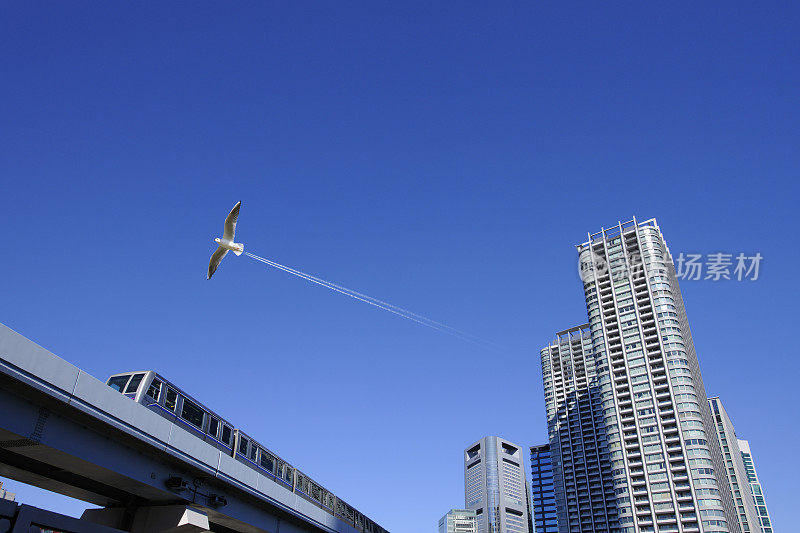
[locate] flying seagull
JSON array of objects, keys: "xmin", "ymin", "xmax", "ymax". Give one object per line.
[{"xmin": 208, "ymin": 201, "xmax": 244, "ymax": 279}]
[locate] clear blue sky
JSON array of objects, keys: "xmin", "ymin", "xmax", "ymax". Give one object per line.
[{"xmin": 1, "ymin": 3, "xmax": 797, "ymax": 532}]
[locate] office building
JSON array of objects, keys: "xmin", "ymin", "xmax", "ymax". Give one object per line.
[
  {"xmin": 738, "ymin": 440, "xmax": 772, "ymax": 533},
  {"xmin": 708, "ymin": 398, "xmax": 760, "ymax": 532},
  {"xmin": 572, "ymin": 217, "xmax": 739, "ymax": 532},
  {"xmin": 439, "ymin": 509, "xmax": 478, "ymax": 533},
  {"xmin": 0, "ymin": 481, "xmax": 15, "ymax": 502},
  {"xmin": 540, "ymin": 326, "xmax": 617, "ymax": 532},
  {"xmin": 530, "ymin": 444, "xmax": 558, "ymax": 533},
  {"xmin": 464, "ymin": 436, "xmax": 530, "ymax": 533}
]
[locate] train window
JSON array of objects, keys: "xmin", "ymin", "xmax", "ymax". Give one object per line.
[
  {"xmin": 324, "ymin": 492, "xmax": 336, "ymax": 511},
  {"xmin": 165, "ymin": 388, "xmax": 178, "ymax": 411},
  {"xmin": 221, "ymin": 425, "xmax": 232, "ymax": 445},
  {"xmin": 146, "ymin": 378, "xmax": 162, "ymax": 401},
  {"xmin": 310, "ymin": 482, "xmax": 322, "ymax": 502},
  {"xmin": 259, "ymin": 450, "xmax": 274, "ymax": 472},
  {"xmin": 106, "ymin": 376, "xmax": 129, "ymax": 392},
  {"xmin": 208, "ymin": 417, "xmax": 219, "ymax": 438},
  {"xmin": 295, "ymin": 472, "xmax": 306, "ymax": 493},
  {"xmin": 180, "ymin": 399, "xmax": 205, "ymax": 428},
  {"xmin": 248, "ymin": 445, "xmax": 257, "ymax": 462},
  {"xmin": 124, "ymin": 373, "xmax": 145, "ymax": 394},
  {"xmin": 239, "ymin": 437, "xmax": 249, "ymax": 455}
]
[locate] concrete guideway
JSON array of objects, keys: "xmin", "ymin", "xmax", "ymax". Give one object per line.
[{"xmin": 0, "ymin": 323, "xmax": 367, "ymax": 533}]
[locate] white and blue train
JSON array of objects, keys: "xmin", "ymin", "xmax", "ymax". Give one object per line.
[{"xmin": 106, "ymin": 370, "xmax": 387, "ymax": 533}]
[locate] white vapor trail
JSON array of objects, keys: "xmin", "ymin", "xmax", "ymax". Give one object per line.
[
  {"xmin": 244, "ymin": 251, "xmax": 496, "ymax": 347},
  {"xmin": 248, "ymin": 252, "xmax": 471, "ymax": 337}
]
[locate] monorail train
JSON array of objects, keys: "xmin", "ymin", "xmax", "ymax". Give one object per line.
[{"xmin": 106, "ymin": 370, "xmax": 387, "ymax": 533}]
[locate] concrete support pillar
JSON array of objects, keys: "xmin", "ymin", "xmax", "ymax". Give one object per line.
[{"xmin": 83, "ymin": 505, "xmax": 211, "ymax": 533}]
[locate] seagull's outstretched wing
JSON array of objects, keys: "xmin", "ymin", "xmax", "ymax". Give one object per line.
[
  {"xmin": 208, "ymin": 246, "xmax": 229, "ymax": 280},
  {"xmin": 223, "ymin": 201, "xmax": 241, "ymax": 241}
]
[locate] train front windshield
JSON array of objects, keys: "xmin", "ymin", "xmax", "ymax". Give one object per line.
[
  {"xmin": 125, "ymin": 373, "xmax": 145, "ymax": 393},
  {"xmin": 107, "ymin": 375, "xmax": 129, "ymax": 392},
  {"xmin": 106, "ymin": 373, "xmax": 146, "ymax": 394}
]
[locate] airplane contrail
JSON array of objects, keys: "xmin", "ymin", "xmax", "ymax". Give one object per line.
[
  {"xmin": 244, "ymin": 251, "xmax": 497, "ymax": 348},
  {"xmin": 247, "ymin": 252, "xmax": 476, "ymax": 338}
]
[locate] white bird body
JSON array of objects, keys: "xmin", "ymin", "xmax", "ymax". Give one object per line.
[
  {"xmin": 208, "ymin": 201, "xmax": 243, "ymax": 279},
  {"xmin": 214, "ymin": 237, "xmax": 244, "ymax": 256}
]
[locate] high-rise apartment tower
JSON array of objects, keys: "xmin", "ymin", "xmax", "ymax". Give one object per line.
[
  {"xmin": 573, "ymin": 218, "xmax": 740, "ymax": 533},
  {"xmin": 708, "ymin": 397, "xmax": 760, "ymax": 533},
  {"xmin": 540, "ymin": 325, "xmax": 617, "ymax": 532},
  {"xmin": 737, "ymin": 440, "xmax": 772, "ymax": 533}
]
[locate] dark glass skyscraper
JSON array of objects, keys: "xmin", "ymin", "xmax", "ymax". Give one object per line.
[{"xmin": 530, "ymin": 444, "xmax": 558, "ymax": 533}]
